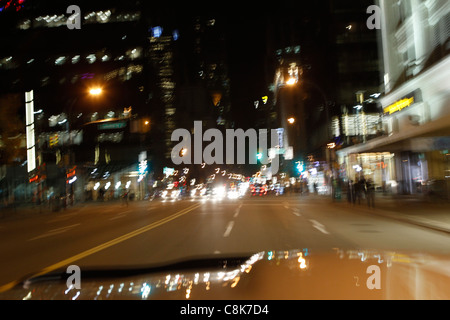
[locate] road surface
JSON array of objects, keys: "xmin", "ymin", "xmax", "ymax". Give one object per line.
[{"xmin": 1, "ymin": 195, "xmax": 450, "ymax": 291}]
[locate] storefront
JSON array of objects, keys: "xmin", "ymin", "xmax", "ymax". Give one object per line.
[
  {"xmin": 337, "ymin": 57, "xmax": 450, "ymax": 198},
  {"xmin": 340, "ymin": 152, "xmax": 396, "ymax": 192}
]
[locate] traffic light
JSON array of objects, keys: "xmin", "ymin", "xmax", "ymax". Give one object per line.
[{"xmin": 296, "ymin": 161, "xmax": 305, "ymax": 174}]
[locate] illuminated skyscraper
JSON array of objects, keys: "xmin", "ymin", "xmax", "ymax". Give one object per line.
[{"xmin": 148, "ymin": 28, "xmax": 178, "ymax": 161}]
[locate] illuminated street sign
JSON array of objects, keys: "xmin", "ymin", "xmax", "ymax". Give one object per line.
[
  {"xmin": 25, "ymin": 90, "xmax": 36, "ymax": 173},
  {"xmin": 384, "ymin": 97, "xmax": 414, "ymax": 115},
  {"xmin": 98, "ymin": 121, "xmax": 127, "ymax": 130}
]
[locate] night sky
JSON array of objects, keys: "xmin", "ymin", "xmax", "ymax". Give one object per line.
[{"xmin": 0, "ymin": 0, "xmax": 336, "ymax": 128}]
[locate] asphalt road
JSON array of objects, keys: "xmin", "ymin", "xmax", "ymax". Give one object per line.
[{"xmin": 1, "ymin": 195, "xmax": 450, "ymax": 291}]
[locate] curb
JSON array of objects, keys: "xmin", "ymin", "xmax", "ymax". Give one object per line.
[{"xmin": 337, "ymin": 201, "xmax": 450, "ymax": 235}]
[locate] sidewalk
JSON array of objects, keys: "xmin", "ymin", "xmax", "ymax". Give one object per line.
[
  {"xmin": 0, "ymin": 200, "xmax": 118, "ymax": 221},
  {"xmin": 334, "ymin": 193, "xmax": 450, "ymax": 234}
]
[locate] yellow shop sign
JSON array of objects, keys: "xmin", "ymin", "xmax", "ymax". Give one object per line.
[{"xmin": 384, "ymin": 97, "xmax": 414, "ymax": 115}]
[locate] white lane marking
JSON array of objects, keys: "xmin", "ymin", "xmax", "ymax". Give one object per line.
[
  {"xmin": 223, "ymin": 221, "xmax": 235, "ymax": 238},
  {"xmin": 28, "ymin": 223, "xmax": 81, "ymax": 241},
  {"xmin": 292, "ymin": 208, "xmax": 301, "ymax": 217},
  {"xmin": 47, "ymin": 212, "xmax": 80, "ymax": 223},
  {"xmin": 309, "ymin": 219, "xmax": 330, "ymax": 235},
  {"xmin": 109, "ymin": 214, "xmax": 126, "ymax": 221},
  {"xmin": 108, "ymin": 210, "xmax": 131, "ymax": 221},
  {"xmin": 233, "ymin": 204, "xmax": 242, "ymax": 218},
  {"xmin": 47, "ymin": 217, "xmax": 70, "ymax": 223}
]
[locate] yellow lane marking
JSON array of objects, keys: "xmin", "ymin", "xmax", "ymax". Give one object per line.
[{"xmin": 0, "ymin": 203, "xmax": 202, "ymax": 293}]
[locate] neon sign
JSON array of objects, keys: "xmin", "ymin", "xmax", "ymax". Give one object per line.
[
  {"xmin": 0, "ymin": 0, "xmax": 26, "ymax": 12},
  {"xmin": 384, "ymin": 97, "xmax": 414, "ymax": 115},
  {"xmin": 383, "ymin": 90, "xmax": 421, "ymax": 115}
]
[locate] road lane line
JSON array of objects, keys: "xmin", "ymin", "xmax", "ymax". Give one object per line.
[
  {"xmin": 47, "ymin": 212, "xmax": 80, "ymax": 223},
  {"xmin": 47, "ymin": 217, "xmax": 71, "ymax": 223},
  {"xmin": 107, "ymin": 209, "xmax": 133, "ymax": 221},
  {"xmin": 233, "ymin": 204, "xmax": 242, "ymax": 218},
  {"xmin": 48, "ymin": 224, "xmax": 81, "ymax": 232},
  {"xmin": 309, "ymin": 219, "xmax": 330, "ymax": 234},
  {"xmin": 109, "ymin": 214, "xmax": 126, "ymax": 221},
  {"xmin": 0, "ymin": 203, "xmax": 202, "ymax": 293},
  {"xmin": 28, "ymin": 224, "xmax": 81, "ymax": 241},
  {"xmin": 223, "ymin": 221, "xmax": 235, "ymax": 237},
  {"xmin": 292, "ymin": 208, "xmax": 301, "ymax": 217}
]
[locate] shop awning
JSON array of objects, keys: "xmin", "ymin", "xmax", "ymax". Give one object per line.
[{"xmin": 337, "ymin": 113, "xmax": 450, "ymax": 157}]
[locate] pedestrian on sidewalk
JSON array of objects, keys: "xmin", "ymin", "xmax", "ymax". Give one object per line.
[
  {"xmin": 355, "ymin": 178, "xmax": 364, "ymax": 205},
  {"xmin": 122, "ymin": 190, "xmax": 129, "ymax": 207},
  {"xmin": 366, "ymin": 179, "xmax": 375, "ymax": 208},
  {"xmin": 347, "ymin": 179, "xmax": 355, "ymax": 203}
]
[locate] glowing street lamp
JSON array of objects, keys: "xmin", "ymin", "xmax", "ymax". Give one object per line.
[
  {"xmin": 89, "ymin": 87, "xmax": 103, "ymax": 96},
  {"xmin": 287, "ymin": 117, "xmax": 296, "ymax": 125},
  {"xmin": 286, "ymin": 77, "xmax": 297, "ymax": 86}
]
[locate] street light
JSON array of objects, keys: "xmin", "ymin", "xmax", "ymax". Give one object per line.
[
  {"xmin": 286, "ymin": 77, "xmax": 297, "ymax": 86},
  {"xmin": 287, "ymin": 117, "xmax": 296, "ymax": 125},
  {"xmin": 89, "ymin": 87, "xmax": 103, "ymax": 96},
  {"xmin": 63, "ymin": 85, "xmax": 104, "ymax": 205}
]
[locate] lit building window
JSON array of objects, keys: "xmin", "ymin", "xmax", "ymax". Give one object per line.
[
  {"xmin": 41, "ymin": 77, "xmax": 49, "ymax": 87},
  {"xmin": 84, "ymin": 10, "xmax": 112, "ymax": 23},
  {"xmin": 151, "ymin": 26, "xmax": 163, "ymax": 38},
  {"xmin": 72, "ymin": 55, "xmax": 80, "ymax": 64},
  {"xmin": 18, "ymin": 19, "xmax": 31, "ymax": 30},
  {"xmin": 0, "ymin": 56, "xmax": 16, "ymax": 70},
  {"xmin": 55, "ymin": 56, "xmax": 66, "ymax": 65},
  {"xmin": 32, "ymin": 14, "xmax": 66, "ymax": 28},
  {"xmin": 172, "ymin": 30, "xmax": 179, "ymax": 41},
  {"xmin": 86, "ymin": 54, "xmax": 96, "ymax": 64},
  {"xmin": 127, "ymin": 48, "xmax": 142, "ymax": 60}
]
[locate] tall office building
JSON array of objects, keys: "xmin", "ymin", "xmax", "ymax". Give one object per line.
[
  {"xmin": 266, "ymin": 2, "xmax": 334, "ymax": 164},
  {"xmin": 0, "ymin": 0, "xmax": 162, "ymax": 201},
  {"xmin": 327, "ymin": 0, "xmax": 384, "ymax": 150},
  {"xmin": 148, "ymin": 26, "xmax": 178, "ymax": 162},
  {"xmin": 337, "ymin": 0, "xmax": 450, "ymax": 198},
  {"xmin": 176, "ymin": 15, "xmax": 231, "ymax": 131},
  {"xmin": 329, "ymin": 0, "xmax": 382, "ymax": 112}
]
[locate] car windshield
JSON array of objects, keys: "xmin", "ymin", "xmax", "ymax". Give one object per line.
[{"xmin": 0, "ymin": 0, "xmax": 449, "ymax": 303}]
